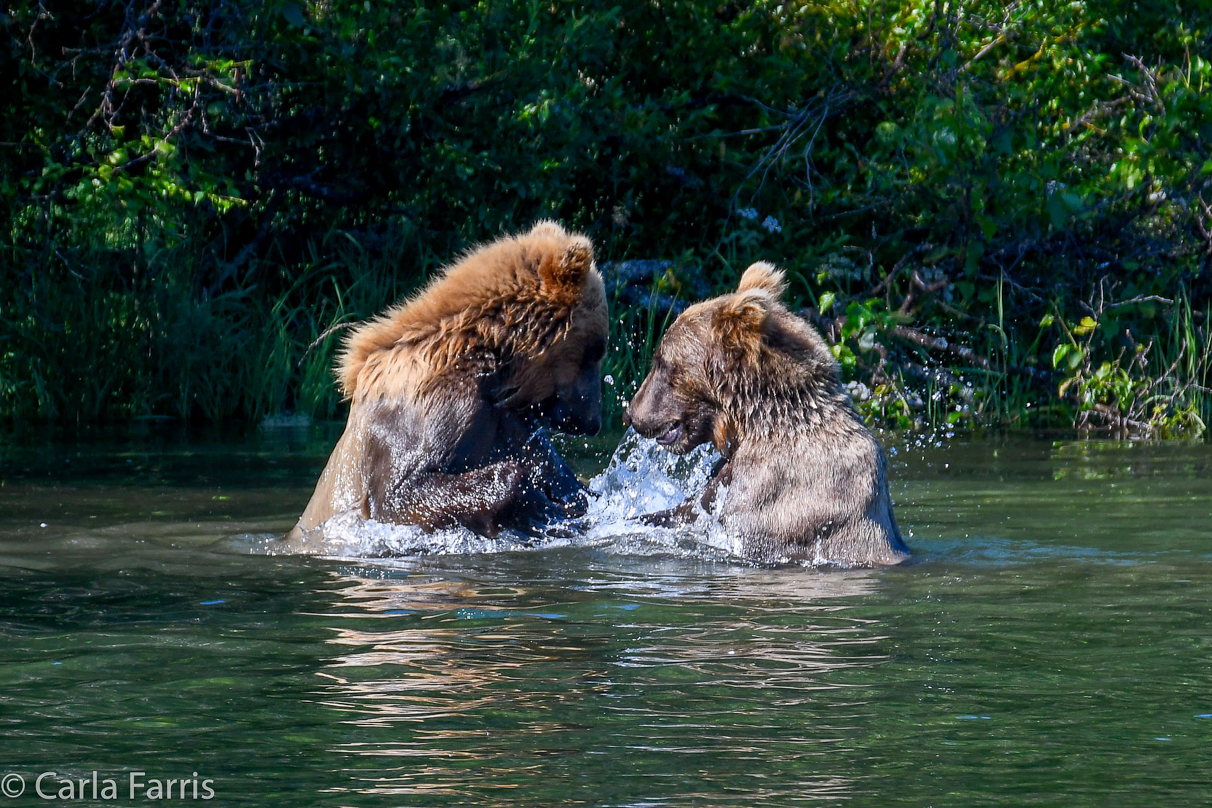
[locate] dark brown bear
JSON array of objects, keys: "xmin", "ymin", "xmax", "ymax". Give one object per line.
[
  {"xmin": 624, "ymin": 262, "xmax": 909, "ymax": 566},
  {"xmin": 285, "ymin": 221, "xmax": 608, "ymax": 546}
]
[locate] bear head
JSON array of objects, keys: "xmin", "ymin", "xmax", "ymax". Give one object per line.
[
  {"xmin": 625, "ymin": 261, "xmax": 841, "ymax": 454},
  {"xmin": 504, "ymin": 225, "xmax": 608, "ymax": 435},
  {"xmin": 338, "ymin": 221, "xmax": 608, "ymax": 436}
]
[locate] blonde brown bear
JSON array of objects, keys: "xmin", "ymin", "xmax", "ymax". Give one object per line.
[{"xmin": 286, "ymin": 222, "xmax": 608, "ymax": 546}]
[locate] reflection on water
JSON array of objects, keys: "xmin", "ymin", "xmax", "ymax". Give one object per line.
[{"xmin": 311, "ymin": 561, "xmax": 884, "ymax": 801}]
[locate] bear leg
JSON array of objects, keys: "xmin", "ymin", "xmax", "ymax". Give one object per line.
[{"xmin": 371, "ymin": 460, "xmax": 525, "ymax": 537}]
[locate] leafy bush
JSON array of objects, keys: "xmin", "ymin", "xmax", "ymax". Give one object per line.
[{"xmin": 2, "ymin": 0, "xmax": 1210, "ymax": 434}]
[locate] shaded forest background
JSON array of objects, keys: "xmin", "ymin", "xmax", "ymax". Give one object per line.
[{"xmin": 3, "ymin": 0, "xmax": 1211, "ymax": 436}]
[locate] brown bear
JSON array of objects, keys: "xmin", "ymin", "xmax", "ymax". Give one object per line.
[
  {"xmin": 624, "ymin": 262, "xmax": 909, "ymax": 567},
  {"xmin": 284, "ymin": 221, "xmax": 608, "ymax": 547}
]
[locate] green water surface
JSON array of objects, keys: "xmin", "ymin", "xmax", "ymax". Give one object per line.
[{"xmin": 0, "ymin": 427, "xmax": 1210, "ymax": 806}]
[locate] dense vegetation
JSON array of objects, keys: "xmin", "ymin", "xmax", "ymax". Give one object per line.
[{"xmin": 3, "ymin": 0, "xmax": 1211, "ymax": 436}]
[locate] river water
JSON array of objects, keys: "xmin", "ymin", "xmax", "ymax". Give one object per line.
[{"xmin": 1, "ymin": 426, "xmax": 1210, "ymax": 806}]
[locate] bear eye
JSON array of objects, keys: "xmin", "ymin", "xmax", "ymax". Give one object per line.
[{"xmin": 583, "ymin": 337, "xmax": 607, "ymax": 366}]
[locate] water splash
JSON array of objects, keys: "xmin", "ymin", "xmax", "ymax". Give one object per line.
[
  {"xmin": 267, "ymin": 510, "xmax": 577, "ymax": 558},
  {"xmin": 586, "ymin": 428, "xmax": 719, "ymax": 521},
  {"xmin": 261, "ymin": 428, "xmax": 746, "ymax": 562},
  {"xmin": 578, "ymin": 429, "xmax": 744, "ymax": 560}
]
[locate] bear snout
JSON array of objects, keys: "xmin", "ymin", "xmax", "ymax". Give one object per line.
[
  {"xmin": 624, "ymin": 400, "xmax": 670, "ymax": 442},
  {"xmin": 625, "ymin": 380, "xmax": 667, "ymax": 440}
]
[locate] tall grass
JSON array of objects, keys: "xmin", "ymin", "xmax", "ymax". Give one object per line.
[
  {"xmin": 599, "ymin": 283, "xmax": 682, "ymax": 424},
  {"xmin": 0, "ymin": 224, "xmax": 439, "ymax": 424},
  {"xmin": 1152, "ymin": 294, "xmax": 1212, "ymax": 435}
]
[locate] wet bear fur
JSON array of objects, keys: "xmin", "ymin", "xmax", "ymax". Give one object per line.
[
  {"xmin": 285, "ymin": 221, "xmax": 608, "ymax": 546},
  {"xmin": 625, "ymin": 262, "xmax": 909, "ymax": 567}
]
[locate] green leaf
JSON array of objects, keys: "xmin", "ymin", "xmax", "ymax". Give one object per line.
[
  {"xmin": 1046, "ymin": 193, "xmax": 1068, "ymax": 230},
  {"xmin": 1052, "ymin": 343, "xmax": 1071, "ymax": 369},
  {"xmin": 964, "ymin": 240, "xmax": 985, "ymax": 275},
  {"xmin": 1072, "ymin": 316, "xmax": 1098, "ymax": 336},
  {"xmin": 1060, "ymin": 192, "xmax": 1083, "ymax": 212},
  {"xmin": 818, "ymin": 291, "xmax": 835, "ymax": 314},
  {"xmin": 844, "ymin": 301, "xmax": 872, "ymax": 335},
  {"xmin": 976, "ymin": 213, "xmax": 998, "ymax": 241}
]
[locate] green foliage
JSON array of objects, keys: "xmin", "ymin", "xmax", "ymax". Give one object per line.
[{"xmin": 1, "ymin": 0, "xmax": 1210, "ymax": 435}]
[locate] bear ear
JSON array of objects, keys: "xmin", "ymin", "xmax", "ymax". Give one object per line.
[
  {"xmin": 538, "ymin": 235, "xmax": 594, "ymax": 295},
  {"xmin": 714, "ymin": 290, "xmax": 769, "ymax": 348},
  {"xmin": 528, "ymin": 220, "xmax": 566, "ymax": 239},
  {"xmin": 736, "ymin": 261, "xmax": 787, "ymax": 299}
]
